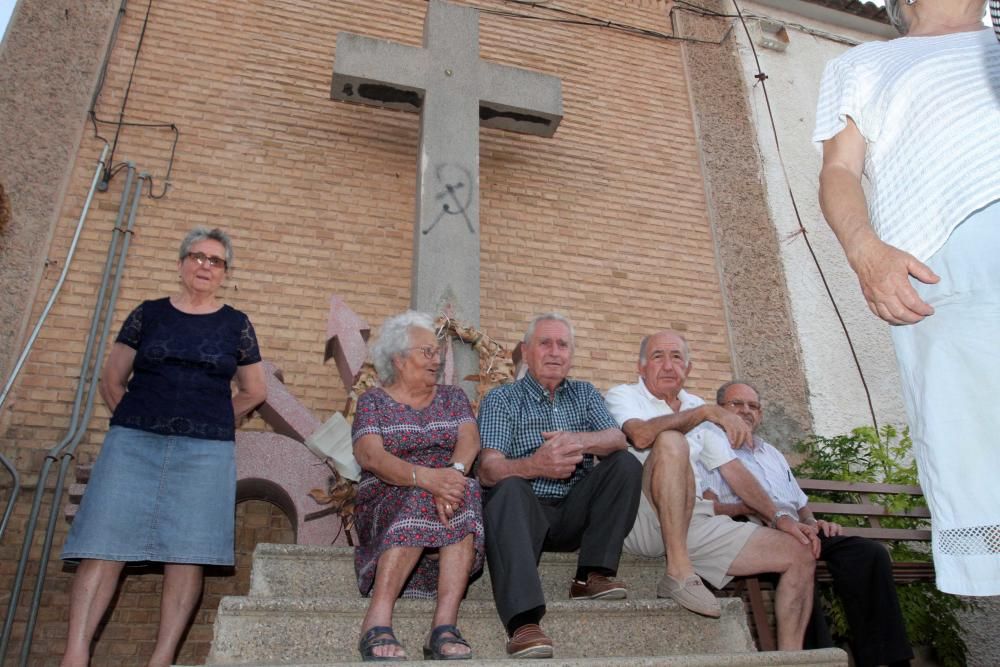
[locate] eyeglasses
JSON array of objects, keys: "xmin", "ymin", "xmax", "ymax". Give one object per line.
[
  {"xmin": 186, "ymin": 251, "xmax": 227, "ymax": 269},
  {"xmin": 406, "ymin": 345, "xmax": 441, "ymax": 360},
  {"xmin": 721, "ymin": 399, "xmax": 761, "ymax": 411}
]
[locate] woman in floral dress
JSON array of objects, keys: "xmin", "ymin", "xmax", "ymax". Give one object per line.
[{"xmin": 352, "ymin": 311, "xmax": 484, "ymax": 661}]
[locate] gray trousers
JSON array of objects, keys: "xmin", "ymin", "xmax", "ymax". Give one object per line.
[{"xmin": 482, "ymin": 449, "xmax": 642, "ymax": 626}]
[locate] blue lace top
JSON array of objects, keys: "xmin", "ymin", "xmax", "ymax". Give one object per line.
[{"xmin": 109, "ymin": 297, "xmax": 262, "ymax": 441}]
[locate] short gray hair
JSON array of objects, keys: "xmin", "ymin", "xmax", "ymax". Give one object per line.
[
  {"xmin": 523, "ymin": 312, "xmax": 575, "ymax": 347},
  {"xmin": 883, "ymin": 0, "xmax": 910, "ymax": 34},
  {"xmin": 716, "ymin": 380, "xmax": 760, "ymax": 406},
  {"xmin": 179, "ymin": 227, "xmax": 234, "ymax": 270},
  {"xmin": 371, "ymin": 310, "xmax": 437, "ymax": 385},
  {"xmin": 638, "ymin": 331, "xmax": 690, "ymax": 365}
]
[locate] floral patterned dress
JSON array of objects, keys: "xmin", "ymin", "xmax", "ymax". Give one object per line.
[{"xmin": 351, "ymin": 385, "xmax": 485, "ymax": 598}]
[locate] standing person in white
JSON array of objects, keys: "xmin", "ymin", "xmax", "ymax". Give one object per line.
[{"xmin": 814, "ymin": 0, "xmax": 1000, "ymax": 595}]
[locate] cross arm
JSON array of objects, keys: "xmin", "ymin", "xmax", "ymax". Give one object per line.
[
  {"xmin": 477, "ymin": 61, "xmax": 563, "ymax": 137},
  {"xmin": 331, "ymin": 33, "xmax": 430, "ymax": 113}
]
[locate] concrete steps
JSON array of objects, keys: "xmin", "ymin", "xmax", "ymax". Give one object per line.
[
  {"xmin": 247, "ymin": 544, "xmax": 665, "ymax": 601},
  {"xmin": 205, "ymin": 543, "xmax": 847, "ymax": 666},
  {"xmin": 192, "ymin": 649, "xmax": 847, "ymax": 666}
]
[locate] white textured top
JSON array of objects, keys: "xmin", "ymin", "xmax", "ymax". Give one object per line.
[{"xmin": 813, "ymin": 28, "xmax": 1000, "ymax": 262}]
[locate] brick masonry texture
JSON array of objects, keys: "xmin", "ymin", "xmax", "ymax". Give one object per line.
[{"xmin": 0, "ymin": 0, "xmax": 798, "ymax": 663}]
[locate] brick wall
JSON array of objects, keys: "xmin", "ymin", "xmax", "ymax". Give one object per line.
[
  {"xmin": 1, "ymin": 499, "xmax": 294, "ymax": 666},
  {"xmin": 1, "ymin": 0, "xmax": 738, "ymax": 662}
]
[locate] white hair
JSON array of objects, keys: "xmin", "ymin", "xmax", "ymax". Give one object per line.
[
  {"xmin": 638, "ymin": 331, "xmax": 690, "ymax": 365},
  {"xmin": 370, "ymin": 310, "xmax": 437, "ymax": 384},
  {"xmin": 523, "ymin": 312, "xmax": 575, "ymax": 348}
]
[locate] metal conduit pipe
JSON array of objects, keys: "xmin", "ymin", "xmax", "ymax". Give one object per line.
[
  {"xmin": 0, "ymin": 164, "xmax": 136, "ymax": 662},
  {"xmin": 0, "ymin": 451, "xmax": 19, "ymax": 543},
  {"xmin": 0, "ymin": 145, "xmax": 111, "ymax": 415},
  {"xmin": 18, "ymin": 172, "xmax": 145, "ymax": 666}
]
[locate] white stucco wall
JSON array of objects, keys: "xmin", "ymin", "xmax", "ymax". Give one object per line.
[{"xmin": 729, "ymin": 0, "xmax": 908, "ymax": 436}]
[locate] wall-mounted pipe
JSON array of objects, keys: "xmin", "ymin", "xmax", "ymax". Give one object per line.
[
  {"xmin": 0, "ymin": 163, "xmax": 135, "ymax": 663},
  {"xmin": 0, "ymin": 451, "xmax": 18, "ymax": 543},
  {"xmin": 0, "ymin": 144, "xmax": 111, "ymax": 415},
  {"xmin": 18, "ymin": 172, "xmax": 145, "ymax": 666}
]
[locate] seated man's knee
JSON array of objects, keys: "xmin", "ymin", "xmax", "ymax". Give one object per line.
[
  {"xmin": 485, "ymin": 477, "xmax": 535, "ymax": 507},
  {"xmin": 769, "ymin": 531, "xmax": 816, "ymax": 574},
  {"xmin": 857, "ymin": 537, "xmax": 893, "ymax": 569},
  {"xmin": 650, "ymin": 431, "xmax": 689, "ymax": 462}
]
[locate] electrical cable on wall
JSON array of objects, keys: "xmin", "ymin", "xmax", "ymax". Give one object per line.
[
  {"xmin": 474, "ymin": 0, "xmax": 733, "ymax": 44},
  {"xmin": 730, "ymin": 0, "xmax": 880, "ymax": 431},
  {"xmin": 89, "ymin": 0, "xmax": 178, "ymax": 198}
]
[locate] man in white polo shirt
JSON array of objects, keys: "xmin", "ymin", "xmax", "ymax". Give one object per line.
[{"xmin": 604, "ymin": 330, "xmax": 818, "ymax": 650}]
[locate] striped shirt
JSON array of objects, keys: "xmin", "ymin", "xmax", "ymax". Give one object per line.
[
  {"xmin": 697, "ymin": 436, "xmax": 807, "ymax": 515},
  {"xmin": 813, "ymin": 28, "xmax": 1000, "ymax": 262},
  {"xmin": 478, "ymin": 372, "xmax": 620, "ymax": 499},
  {"xmin": 991, "ymin": 0, "xmax": 1000, "ymax": 41}
]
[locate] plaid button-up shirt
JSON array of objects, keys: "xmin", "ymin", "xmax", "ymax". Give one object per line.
[{"xmin": 478, "ymin": 372, "xmax": 620, "ymax": 499}]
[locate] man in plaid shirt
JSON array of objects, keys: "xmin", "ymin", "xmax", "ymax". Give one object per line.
[{"xmin": 477, "ymin": 313, "xmax": 642, "ymax": 659}]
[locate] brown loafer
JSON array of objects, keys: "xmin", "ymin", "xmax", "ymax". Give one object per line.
[
  {"xmin": 506, "ymin": 623, "xmax": 553, "ymax": 659},
  {"xmin": 569, "ymin": 573, "xmax": 627, "ymax": 600}
]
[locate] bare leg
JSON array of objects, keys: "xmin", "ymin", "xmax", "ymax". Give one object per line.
[
  {"xmin": 430, "ymin": 534, "xmax": 475, "ymax": 657},
  {"xmin": 644, "ymin": 432, "xmax": 697, "ymax": 579},
  {"xmin": 61, "ymin": 559, "xmax": 126, "ymax": 667},
  {"xmin": 147, "ymin": 563, "xmax": 203, "ymax": 667},
  {"xmin": 361, "ymin": 546, "xmax": 423, "ymax": 659},
  {"xmin": 728, "ymin": 528, "xmax": 815, "ymax": 650}
]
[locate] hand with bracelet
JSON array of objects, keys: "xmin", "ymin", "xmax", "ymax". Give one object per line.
[{"xmin": 413, "ymin": 462, "xmax": 470, "ymax": 525}]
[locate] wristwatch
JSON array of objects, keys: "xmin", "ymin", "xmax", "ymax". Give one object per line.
[
  {"xmin": 772, "ymin": 509, "xmax": 796, "ymax": 526},
  {"xmin": 451, "ymin": 462, "xmax": 467, "ymax": 475}
]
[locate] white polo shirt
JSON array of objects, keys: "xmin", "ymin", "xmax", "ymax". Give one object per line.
[{"xmin": 604, "ymin": 379, "xmax": 735, "ymax": 496}]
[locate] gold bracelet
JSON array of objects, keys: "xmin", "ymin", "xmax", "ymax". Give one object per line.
[{"xmin": 411, "ymin": 467, "xmax": 418, "ymax": 487}]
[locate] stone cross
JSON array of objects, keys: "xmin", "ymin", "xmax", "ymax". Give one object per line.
[{"xmin": 331, "ymin": 0, "xmax": 562, "ymax": 389}]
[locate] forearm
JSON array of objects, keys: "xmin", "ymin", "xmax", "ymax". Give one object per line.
[
  {"xmin": 818, "ymin": 165, "xmax": 878, "ymax": 269},
  {"xmin": 451, "ymin": 423, "xmax": 481, "ymax": 470},
  {"xmin": 477, "ymin": 450, "xmax": 538, "ymax": 487},
  {"xmin": 232, "ymin": 362, "xmax": 266, "ymax": 422},
  {"xmin": 624, "ymin": 406, "xmax": 710, "ymax": 450},
  {"xmin": 578, "ymin": 428, "xmax": 626, "ymax": 457},
  {"xmin": 232, "ymin": 390, "xmax": 264, "ymax": 421},
  {"xmin": 99, "ymin": 381, "xmax": 126, "ymax": 413},
  {"xmin": 720, "ymin": 463, "xmax": 778, "ymax": 520},
  {"xmin": 798, "ymin": 508, "xmax": 817, "ymax": 526},
  {"xmin": 356, "ymin": 443, "xmax": 423, "ymax": 487},
  {"xmin": 713, "ymin": 500, "xmax": 752, "ymax": 518}
]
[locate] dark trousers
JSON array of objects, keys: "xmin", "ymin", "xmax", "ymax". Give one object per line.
[
  {"xmin": 482, "ymin": 449, "xmax": 642, "ymax": 626},
  {"xmin": 805, "ymin": 535, "xmax": 913, "ymax": 667}
]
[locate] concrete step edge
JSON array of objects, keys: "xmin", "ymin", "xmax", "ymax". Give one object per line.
[
  {"xmin": 216, "ymin": 596, "xmax": 746, "ymax": 615},
  {"xmin": 190, "ymin": 647, "xmax": 847, "ymax": 666}
]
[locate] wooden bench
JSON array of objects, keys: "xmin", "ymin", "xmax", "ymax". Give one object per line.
[{"xmin": 728, "ymin": 478, "xmax": 934, "ymax": 651}]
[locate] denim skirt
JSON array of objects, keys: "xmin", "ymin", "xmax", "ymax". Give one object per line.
[{"xmin": 61, "ymin": 426, "xmax": 236, "ymax": 565}]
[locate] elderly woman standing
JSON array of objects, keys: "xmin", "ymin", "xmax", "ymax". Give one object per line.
[
  {"xmin": 815, "ymin": 0, "xmax": 999, "ymax": 596},
  {"xmin": 352, "ymin": 311, "xmax": 484, "ymax": 661},
  {"xmin": 60, "ymin": 228, "xmax": 266, "ymax": 667}
]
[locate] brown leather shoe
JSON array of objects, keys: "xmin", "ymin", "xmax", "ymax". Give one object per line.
[
  {"xmin": 506, "ymin": 623, "xmax": 554, "ymax": 659},
  {"xmin": 569, "ymin": 573, "xmax": 627, "ymax": 600}
]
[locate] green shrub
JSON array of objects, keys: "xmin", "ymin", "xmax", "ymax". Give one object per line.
[{"xmin": 792, "ymin": 425, "xmax": 973, "ymax": 667}]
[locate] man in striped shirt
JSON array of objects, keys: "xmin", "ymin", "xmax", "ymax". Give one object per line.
[{"xmin": 699, "ymin": 382, "xmax": 912, "ymax": 667}]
